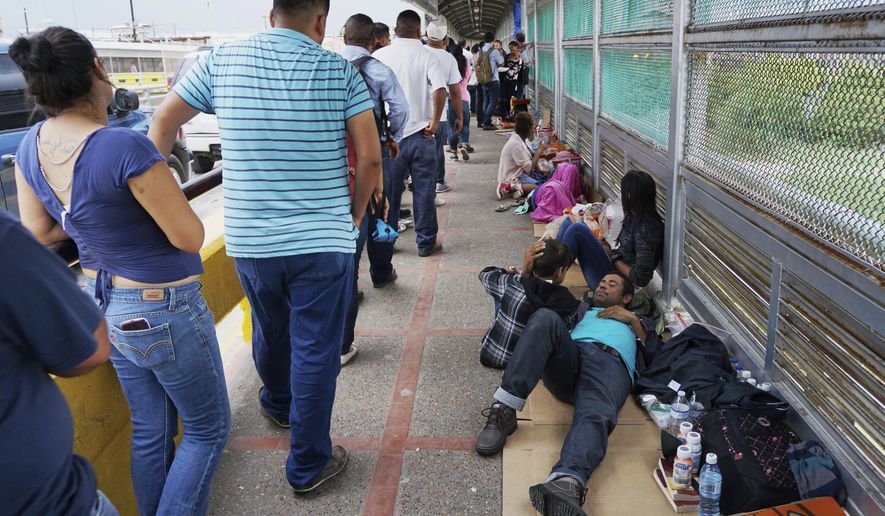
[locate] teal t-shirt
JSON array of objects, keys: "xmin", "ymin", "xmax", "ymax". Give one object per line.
[{"xmin": 570, "ymin": 308, "xmax": 637, "ymax": 381}]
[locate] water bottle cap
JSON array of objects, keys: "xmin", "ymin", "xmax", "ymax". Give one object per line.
[
  {"xmin": 741, "ymin": 370, "xmax": 751, "ymax": 378},
  {"xmin": 677, "ymin": 390, "xmax": 685, "ymax": 396},
  {"xmin": 759, "ymin": 382, "xmax": 772, "ymax": 391},
  {"xmin": 687, "ymin": 432, "xmax": 701, "ymax": 444},
  {"xmin": 735, "ymin": 365, "xmax": 743, "ymax": 371},
  {"xmin": 730, "ymin": 357, "xmax": 738, "ymax": 363},
  {"xmin": 677, "ymin": 446, "xmax": 692, "ymax": 459},
  {"xmin": 680, "ymin": 421, "xmax": 693, "ymax": 432},
  {"xmin": 706, "ymin": 453, "xmax": 717, "ymax": 464}
]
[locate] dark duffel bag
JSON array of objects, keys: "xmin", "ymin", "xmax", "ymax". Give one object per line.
[{"xmin": 701, "ymin": 409, "xmax": 801, "ymax": 514}]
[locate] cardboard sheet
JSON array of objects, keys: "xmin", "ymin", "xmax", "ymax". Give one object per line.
[{"xmin": 504, "ymin": 384, "xmax": 670, "ymax": 515}]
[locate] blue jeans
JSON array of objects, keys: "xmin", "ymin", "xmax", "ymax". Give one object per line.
[
  {"xmin": 468, "ymin": 85, "xmax": 478, "ymax": 114},
  {"xmin": 448, "ymin": 100, "xmax": 471, "ymax": 148},
  {"xmin": 378, "ymin": 130, "xmax": 439, "ymax": 256},
  {"xmin": 556, "ymin": 217, "xmax": 615, "ymax": 290},
  {"xmin": 494, "ymin": 309, "xmax": 631, "ymax": 485},
  {"xmin": 476, "ymin": 86, "xmax": 484, "ymax": 125},
  {"xmin": 234, "ymin": 252, "xmax": 353, "ymax": 487},
  {"xmin": 434, "ymin": 120, "xmax": 448, "ymax": 185},
  {"xmin": 482, "ymin": 81, "xmax": 501, "ymax": 127},
  {"xmin": 90, "ymin": 490, "xmax": 119, "ymax": 516},
  {"xmin": 90, "ymin": 280, "xmax": 231, "ymax": 516}
]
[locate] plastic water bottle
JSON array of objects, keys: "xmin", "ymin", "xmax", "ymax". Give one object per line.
[
  {"xmin": 729, "ymin": 357, "xmax": 739, "ymax": 371},
  {"xmin": 747, "ymin": 378, "xmax": 757, "ymax": 387},
  {"xmin": 668, "ymin": 391, "xmax": 690, "ymax": 436},
  {"xmin": 687, "ymin": 432, "xmax": 703, "ymax": 474},
  {"xmin": 698, "ymin": 453, "xmax": 722, "ymax": 516},
  {"xmin": 688, "ymin": 392, "xmax": 704, "ymax": 425}
]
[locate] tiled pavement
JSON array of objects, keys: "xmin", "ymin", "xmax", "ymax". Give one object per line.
[{"xmin": 208, "ymin": 127, "xmax": 536, "ymax": 515}]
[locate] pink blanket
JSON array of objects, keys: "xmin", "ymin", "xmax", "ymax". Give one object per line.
[{"xmin": 531, "ymin": 163, "xmax": 583, "ymax": 222}]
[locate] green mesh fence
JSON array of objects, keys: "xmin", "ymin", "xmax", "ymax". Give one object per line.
[
  {"xmin": 564, "ymin": 48, "xmax": 593, "ymax": 107},
  {"xmin": 601, "ymin": 0, "xmax": 674, "ymax": 34},
  {"xmin": 684, "ymin": 50, "xmax": 885, "ymax": 272},
  {"xmin": 600, "ymin": 48, "xmax": 672, "ymax": 147},
  {"xmin": 564, "ymin": 0, "xmax": 594, "ymax": 38},
  {"xmin": 537, "ymin": 49, "xmax": 555, "ymax": 88},
  {"xmin": 539, "ymin": 3, "xmax": 556, "ymax": 43},
  {"xmin": 691, "ymin": 0, "xmax": 880, "ymax": 26},
  {"xmin": 528, "ymin": 16, "xmax": 535, "ymax": 42}
]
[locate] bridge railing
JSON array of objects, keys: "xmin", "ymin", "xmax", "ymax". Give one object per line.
[{"xmin": 521, "ymin": 0, "xmax": 884, "ymax": 512}]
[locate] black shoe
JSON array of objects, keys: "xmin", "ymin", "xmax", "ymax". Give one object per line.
[
  {"xmin": 417, "ymin": 243, "xmax": 442, "ymax": 258},
  {"xmin": 475, "ymin": 402, "xmax": 518, "ymax": 456},
  {"xmin": 292, "ymin": 445, "xmax": 349, "ymax": 493},
  {"xmin": 529, "ymin": 477, "xmax": 588, "ymax": 516},
  {"xmin": 372, "ymin": 270, "xmax": 398, "ymax": 288},
  {"xmin": 258, "ymin": 387, "xmax": 290, "ymax": 429},
  {"xmin": 483, "ymin": 124, "xmax": 498, "ymax": 131},
  {"xmin": 399, "ymin": 208, "xmax": 412, "ymax": 218},
  {"xmin": 357, "ymin": 290, "xmax": 365, "ymax": 304}
]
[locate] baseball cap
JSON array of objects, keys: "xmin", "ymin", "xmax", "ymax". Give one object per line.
[{"xmin": 426, "ymin": 20, "xmax": 447, "ymax": 41}]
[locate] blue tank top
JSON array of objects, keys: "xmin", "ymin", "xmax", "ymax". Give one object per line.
[{"xmin": 17, "ymin": 122, "xmax": 203, "ymax": 309}]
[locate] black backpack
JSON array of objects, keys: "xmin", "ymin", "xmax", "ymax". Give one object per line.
[
  {"xmin": 701, "ymin": 409, "xmax": 801, "ymax": 514},
  {"xmin": 350, "ymin": 55, "xmax": 390, "ymax": 141}
]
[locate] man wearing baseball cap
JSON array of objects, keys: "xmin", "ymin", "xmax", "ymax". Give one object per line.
[{"xmin": 425, "ymin": 19, "xmax": 463, "ymax": 195}]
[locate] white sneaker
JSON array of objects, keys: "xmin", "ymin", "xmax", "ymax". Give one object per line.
[
  {"xmin": 435, "ymin": 197, "xmax": 447, "ymax": 206},
  {"xmin": 341, "ymin": 344, "xmax": 358, "ymax": 366}
]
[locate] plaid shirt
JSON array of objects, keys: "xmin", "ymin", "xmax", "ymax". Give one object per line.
[{"xmin": 479, "ymin": 267, "xmax": 536, "ymax": 369}]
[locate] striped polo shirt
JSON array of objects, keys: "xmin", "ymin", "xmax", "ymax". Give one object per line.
[{"xmin": 173, "ymin": 28, "xmax": 373, "ymax": 258}]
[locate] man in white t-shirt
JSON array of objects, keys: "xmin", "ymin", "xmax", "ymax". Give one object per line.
[
  {"xmin": 374, "ymin": 10, "xmax": 448, "ymax": 258},
  {"xmin": 425, "ymin": 19, "xmax": 463, "ymax": 194}
]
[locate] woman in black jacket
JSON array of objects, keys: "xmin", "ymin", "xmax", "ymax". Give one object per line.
[{"xmin": 556, "ymin": 169, "xmax": 664, "ymax": 289}]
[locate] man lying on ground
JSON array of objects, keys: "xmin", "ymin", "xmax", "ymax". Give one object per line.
[
  {"xmin": 475, "ymin": 273, "xmax": 661, "ymax": 516},
  {"xmin": 479, "ymin": 239, "xmax": 580, "ymax": 369}
]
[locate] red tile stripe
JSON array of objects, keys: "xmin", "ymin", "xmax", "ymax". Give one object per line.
[{"xmin": 361, "ymin": 162, "xmax": 459, "ymax": 516}]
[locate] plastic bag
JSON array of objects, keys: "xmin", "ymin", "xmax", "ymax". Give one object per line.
[
  {"xmin": 599, "ymin": 198, "xmax": 624, "ymax": 247},
  {"xmin": 640, "ymin": 394, "xmax": 673, "ymax": 430}
]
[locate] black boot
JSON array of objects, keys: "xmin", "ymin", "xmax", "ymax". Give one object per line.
[
  {"xmin": 529, "ymin": 476, "xmax": 587, "ymax": 516},
  {"xmin": 475, "ymin": 402, "xmax": 518, "ymax": 456}
]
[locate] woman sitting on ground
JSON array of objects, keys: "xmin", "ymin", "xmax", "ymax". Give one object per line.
[
  {"xmin": 556, "ymin": 169, "xmax": 664, "ymax": 289},
  {"xmin": 496, "ymin": 111, "xmax": 549, "ymax": 200}
]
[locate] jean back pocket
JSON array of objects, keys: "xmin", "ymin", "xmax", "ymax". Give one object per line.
[{"xmin": 110, "ymin": 323, "xmax": 175, "ymax": 369}]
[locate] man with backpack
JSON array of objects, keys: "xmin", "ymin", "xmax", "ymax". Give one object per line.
[
  {"xmin": 341, "ymin": 13, "xmax": 409, "ymax": 365},
  {"xmin": 475, "ymin": 31, "xmax": 504, "ymax": 130}
]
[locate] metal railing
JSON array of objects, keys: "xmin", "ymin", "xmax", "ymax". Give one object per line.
[{"xmin": 522, "ymin": 0, "xmax": 885, "ymax": 512}]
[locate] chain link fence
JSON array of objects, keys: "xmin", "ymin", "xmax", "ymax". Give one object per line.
[
  {"xmin": 564, "ymin": 0, "xmax": 594, "ymax": 38},
  {"xmin": 684, "ymin": 49, "xmax": 885, "ymax": 272},
  {"xmin": 564, "ymin": 48, "xmax": 594, "ymax": 106},
  {"xmin": 600, "ymin": 48, "xmax": 672, "ymax": 148},
  {"xmin": 691, "ymin": 0, "xmax": 885, "ymax": 27},
  {"xmin": 602, "ymin": 0, "xmax": 674, "ymax": 33}
]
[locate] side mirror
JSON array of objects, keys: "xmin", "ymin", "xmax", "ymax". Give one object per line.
[{"xmin": 113, "ymin": 89, "xmax": 140, "ymax": 114}]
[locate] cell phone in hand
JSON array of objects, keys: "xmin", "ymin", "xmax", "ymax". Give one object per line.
[{"xmin": 120, "ymin": 318, "xmax": 150, "ymax": 331}]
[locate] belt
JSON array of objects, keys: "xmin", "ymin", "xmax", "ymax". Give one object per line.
[
  {"xmin": 591, "ymin": 342, "xmax": 631, "ymax": 379},
  {"xmin": 593, "ymin": 342, "xmax": 622, "ymax": 361}
]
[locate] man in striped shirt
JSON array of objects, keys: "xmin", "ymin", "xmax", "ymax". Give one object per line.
[{"xmin": 149, "ymin": 0, "xmax": 382, "ymax": 493}]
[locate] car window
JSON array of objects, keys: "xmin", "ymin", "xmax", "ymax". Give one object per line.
[{"xmin": 0, "ymin": 54, "xmax": 46, "ymax": 133}]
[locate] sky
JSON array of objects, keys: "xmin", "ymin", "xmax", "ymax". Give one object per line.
[{"xmin": 0, "ymin": 0, "xmax": 419, "ymax": 38}]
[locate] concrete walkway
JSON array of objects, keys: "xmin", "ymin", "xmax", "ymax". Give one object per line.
[{"xmin": 207, "ymin": 128, "xmax": 537, "ymax": 515}]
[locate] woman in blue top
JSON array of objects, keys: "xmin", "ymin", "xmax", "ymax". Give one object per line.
[
  {"xmin": 556, "ymin": 170, "xmax": 665, "ymax": 290},
  {"xmin": 11, "ymin": 27, "xmax": 230, "ymax": 516}
]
